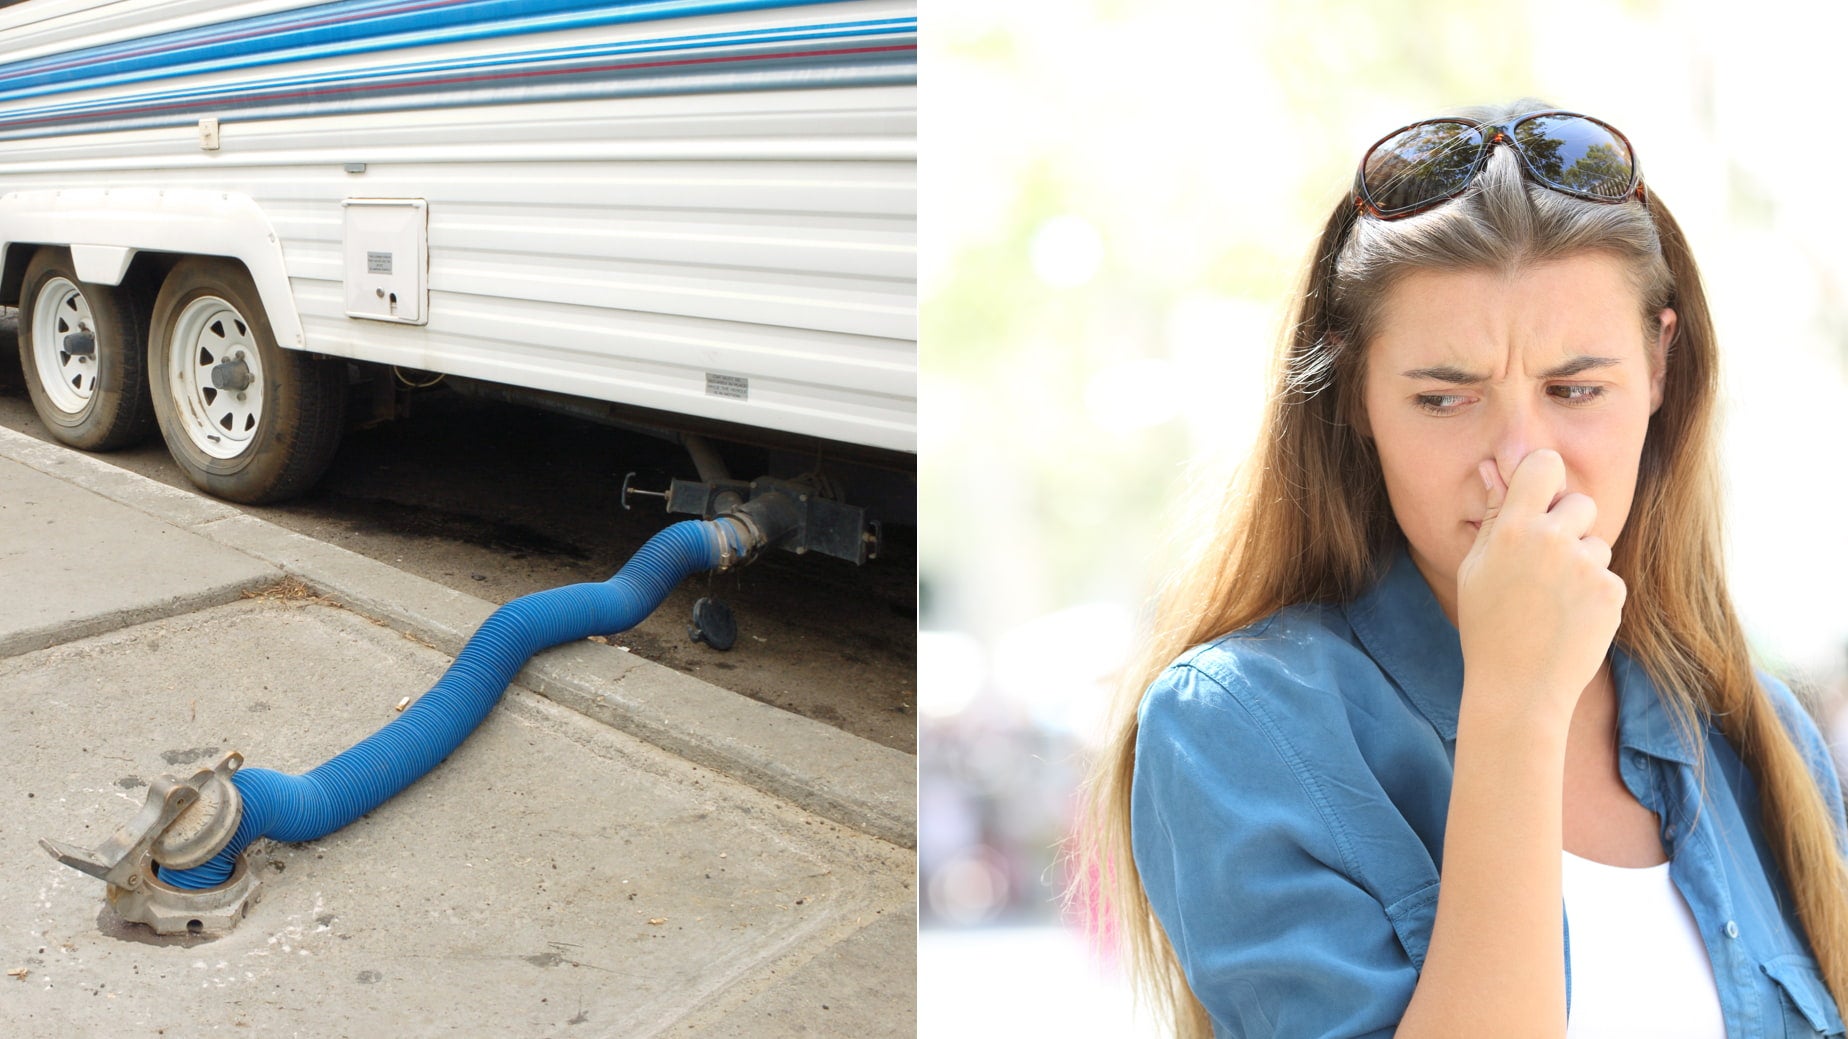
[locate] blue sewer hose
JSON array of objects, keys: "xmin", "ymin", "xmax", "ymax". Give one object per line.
[{"xmin": 160, "ymin": 517, "xmax": 746, "ymax": 889}]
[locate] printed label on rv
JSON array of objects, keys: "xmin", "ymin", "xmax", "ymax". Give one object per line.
[
  {"xmin": 706, "ymin": 374, "xmax": 749, "ymax": 401},
  {"xmin": 367, "ymin": 252, "xmax": 393, "ymax": 274}
]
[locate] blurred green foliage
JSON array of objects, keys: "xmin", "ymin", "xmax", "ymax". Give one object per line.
[{"xmin": 922, "ymin": 0, "xmax": 1539, "ymax": 639}]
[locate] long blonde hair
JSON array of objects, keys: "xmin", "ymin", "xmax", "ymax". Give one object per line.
[{"xmin": 1073, "ymin": 101, "xmax": 1848, "ymax": 1035}]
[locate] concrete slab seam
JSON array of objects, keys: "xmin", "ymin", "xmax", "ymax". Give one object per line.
[
  {"xmin": 0, "ymin": 572, "xmax": 280, "ymax": 659},
  {"xmin": 664, "ymin": 900, "xmax": 920, "ymax": 1037}
]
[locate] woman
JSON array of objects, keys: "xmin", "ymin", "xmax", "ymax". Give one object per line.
[{"xmin": 1076, "ymin": 100, "xmax": 1848, "ymax": 1037}]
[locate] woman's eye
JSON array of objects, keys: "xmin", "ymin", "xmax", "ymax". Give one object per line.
[
  {"xmin": 1415, "ymin": 394, "xmax": 1469, "ymax": 415},
  {"xmin": 1549, "ymin": 384, "xmax": 1605, "ymax": 405}
]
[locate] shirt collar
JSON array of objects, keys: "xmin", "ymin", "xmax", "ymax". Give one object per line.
[
  {"xmin": 1345, "ymin": 544, "xmax": 1699, "ymax": 765},
  {"xmin": 1345, "ymin": 545, "xmax": 1466, "ymax": 740},
  {"xmin": 1610, "ymin": 650, "xmax": 1701, "ymax": 766}
]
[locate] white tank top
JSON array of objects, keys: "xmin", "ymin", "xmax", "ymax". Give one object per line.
[{"xmin": 1562, "ymin": 849, "xmax": 1726, "ymax": 1038}]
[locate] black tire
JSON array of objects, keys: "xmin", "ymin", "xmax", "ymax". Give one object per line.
[
  {"xmin": 147, "ymin": 257, "xmax": 345, "ymax": 504},
  {"xmin": 16, "ymin": 246, "xmax": 157, "ymax": 450}
]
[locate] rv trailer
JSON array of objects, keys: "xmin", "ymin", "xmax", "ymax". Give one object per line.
[{"xmin": 0, "ymin": 0, "xmax": 915, "ymax": 559}]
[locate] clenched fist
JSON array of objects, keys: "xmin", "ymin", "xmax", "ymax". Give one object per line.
[{"xmin": 1456, "ymin": 449, "xmax": 1624, "ymax": 728}]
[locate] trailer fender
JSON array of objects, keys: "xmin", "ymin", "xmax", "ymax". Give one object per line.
[{"xmin": 0, "ymin": 188, "xmax": 305, "ymax": 350}]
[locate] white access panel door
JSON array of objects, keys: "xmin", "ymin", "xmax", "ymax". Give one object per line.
[{"xmin": 343, "ymin": 198, "xmax": 428, "ymax": 325}]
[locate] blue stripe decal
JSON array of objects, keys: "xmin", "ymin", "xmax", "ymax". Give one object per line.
[
  {"xmin": 0, "ymin": 59, "xmax": 918, "ymax": 145},
  {"xmin": 0, "ymin": 19, "xmax": 916, "ymax": 142},
  {"xmin": 0, "ymin": 0, "xmax": 850, "ymax": 105}
]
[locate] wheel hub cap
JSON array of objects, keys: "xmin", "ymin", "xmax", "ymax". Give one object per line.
[
  {"xmin": 30, "ymin": 277, "xmax": 98, "ymax": 414},
  {"xmin": 167, "ymin": 296, "xmax": 266, "ymax": 460},
  {"xmin": 210, "ymin": 357, "xmax": 254, "ymax": 392}
]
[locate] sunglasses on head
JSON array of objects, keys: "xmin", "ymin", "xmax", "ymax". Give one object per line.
[{"xmin": 1353, "ymin": 110, "xmax": 1644, "ymax": 220}]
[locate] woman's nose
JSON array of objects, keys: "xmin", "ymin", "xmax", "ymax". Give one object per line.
[{"xmin": 1489, "ymin": 398, "xmax": 1542, "ymax": 485}]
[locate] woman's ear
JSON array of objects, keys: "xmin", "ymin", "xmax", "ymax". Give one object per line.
[{"xmin": 1649, "ymin": 307, "xmax": 1677, "ymax": 414}]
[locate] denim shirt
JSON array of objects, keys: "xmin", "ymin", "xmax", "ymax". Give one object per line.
[{"xmin": 1132, "ymin": 547, "xmax": 1848, "ymax": 1038}]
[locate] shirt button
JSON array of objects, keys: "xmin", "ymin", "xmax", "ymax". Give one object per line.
[
  {"xmin": 1725, "ymin": 921, "xmax": 1739, "ymax": 939},
  {"xmin": 1664, "ymin": 824, "xmax": 1676, "ymax": 840}
]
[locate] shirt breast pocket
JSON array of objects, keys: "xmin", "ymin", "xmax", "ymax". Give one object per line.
[{"xmin": 1763, "ymin": 954, "xmax": 1846, "ymax": 1037}]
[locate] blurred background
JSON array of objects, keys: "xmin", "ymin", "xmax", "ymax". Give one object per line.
[{"xmin": 919, "ymin": 0, "xmax": 1848, "ymax": 1033}]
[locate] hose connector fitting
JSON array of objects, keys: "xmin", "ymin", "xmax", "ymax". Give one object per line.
[
  {"xmin": 717, "ymin": 490, "xmax": 803, "ymax": 567},
  {"xmin": 41, "ymin": 751, "xmax": 258, "ymax": 936}
]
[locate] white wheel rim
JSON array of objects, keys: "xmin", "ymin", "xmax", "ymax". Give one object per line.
[
  {"xmin": 168, "ymin": 296, "xmax": 266, "ymax": 460},
  {"xmin": 30, "ymin": 277, "xmax": 98, "ymax": 415}
]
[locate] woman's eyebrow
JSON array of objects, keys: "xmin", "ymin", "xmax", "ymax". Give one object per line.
[
  {"xmin": 1398, "ymin": 363, "xmax": 1480, "ymax": 383},
  {"xmin": 1539, "ymin": 355, "xmax": 1623, "ymax": 379},
  {"xmin": 1398, "ymin": 356, "xmax": 1624, "ymax": 382}
]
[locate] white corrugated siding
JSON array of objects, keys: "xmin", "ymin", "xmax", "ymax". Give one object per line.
[{"xmin": 0, "ymin": 0, "xmax": 917, "ymax": 454}]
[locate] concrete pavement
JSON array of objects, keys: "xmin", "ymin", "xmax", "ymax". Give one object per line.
[{"xmin": 0, "ymin": 423, "xmax": 916, "ymax": 1037}]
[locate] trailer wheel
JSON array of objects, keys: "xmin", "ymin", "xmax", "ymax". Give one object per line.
[
  {"xmin": 148, "ymin": 257, "xmax": 345, "ymax": 504},
  {"xmin": 16, "ymin": 247, "xmax": 157, "ymax": 450}
]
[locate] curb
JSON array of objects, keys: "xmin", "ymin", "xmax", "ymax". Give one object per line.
[{"xmin": 0, "ymin": 425, "xmax": 915, "ymax": 848}]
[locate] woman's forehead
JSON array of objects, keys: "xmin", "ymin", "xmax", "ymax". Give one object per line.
[{"xmin": 1368, "ymin": 255, "xmax": 1655, "ymax": 371}]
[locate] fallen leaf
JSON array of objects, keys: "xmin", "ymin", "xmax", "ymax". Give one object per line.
[{"xmin": 647, "ymin": 918, "xmax": 666, "ymax": 926}]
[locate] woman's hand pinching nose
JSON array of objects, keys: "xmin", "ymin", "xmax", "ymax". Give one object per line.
[
  {"xmin": 1473, "ymin": 460, "xmax": 1507, "ymax": 536},
  {"xmin": 1456, "ymin": 449, "xmax": 1625, "ymax": 728}
]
